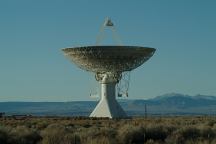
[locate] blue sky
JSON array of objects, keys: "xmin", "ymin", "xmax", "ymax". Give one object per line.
[{"xmin": 0, "ymin": 0, "xmax": 215, "ymax": 101}]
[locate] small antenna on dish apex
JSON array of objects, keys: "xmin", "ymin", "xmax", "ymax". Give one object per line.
[{"xmin": 96, "ymin": 17, "xmax": 122, "ymax": 46}]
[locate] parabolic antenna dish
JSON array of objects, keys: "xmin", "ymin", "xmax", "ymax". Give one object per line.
[{"xmin": 62, "ymin": 46, "xmax": 155, "ymax": 73}]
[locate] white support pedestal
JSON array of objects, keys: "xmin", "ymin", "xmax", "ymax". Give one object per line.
[{"xmin": 90, "ymin": 73, "xmax": 127, "ymax": 118}]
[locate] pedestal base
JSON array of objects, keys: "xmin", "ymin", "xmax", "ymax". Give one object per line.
[
  {"xmin": 90, "ymin": 96, "xmax": 127, "ymax": 118},
  {"xmin": 89, "ymin": 82, "xmax": 127, "ymax": 118}
]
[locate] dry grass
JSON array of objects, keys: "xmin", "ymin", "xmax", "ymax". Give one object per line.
[{"xmin": 0, "ymin": 116, "xmax": 216, "ymax": 144}]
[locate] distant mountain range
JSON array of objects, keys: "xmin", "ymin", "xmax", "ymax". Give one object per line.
[
  {"xmin": 123, "ymin": 93, "xmax": 216, "ymax": 116},
  {"xmin": 1, "ymin": 93, "xmax": 216, "ymax": 116}
]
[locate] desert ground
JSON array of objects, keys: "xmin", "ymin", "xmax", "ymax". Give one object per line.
[{"xmin": 0, "ymin": 116, "xmax": 216, "ymax": 144}]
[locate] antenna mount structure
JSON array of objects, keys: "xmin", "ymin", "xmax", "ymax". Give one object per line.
[{"xmin": 62, "ymin": 18, "xmax": 156, "ymax": 118}]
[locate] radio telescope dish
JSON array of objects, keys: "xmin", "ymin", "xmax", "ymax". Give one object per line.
[
  {"xmin": 62, "ymin": 46, "xmax": 155, "ymax": 73},
  {"xmin": 61, "ymin": 19, "xmax": 156, "ymax": 118}
]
